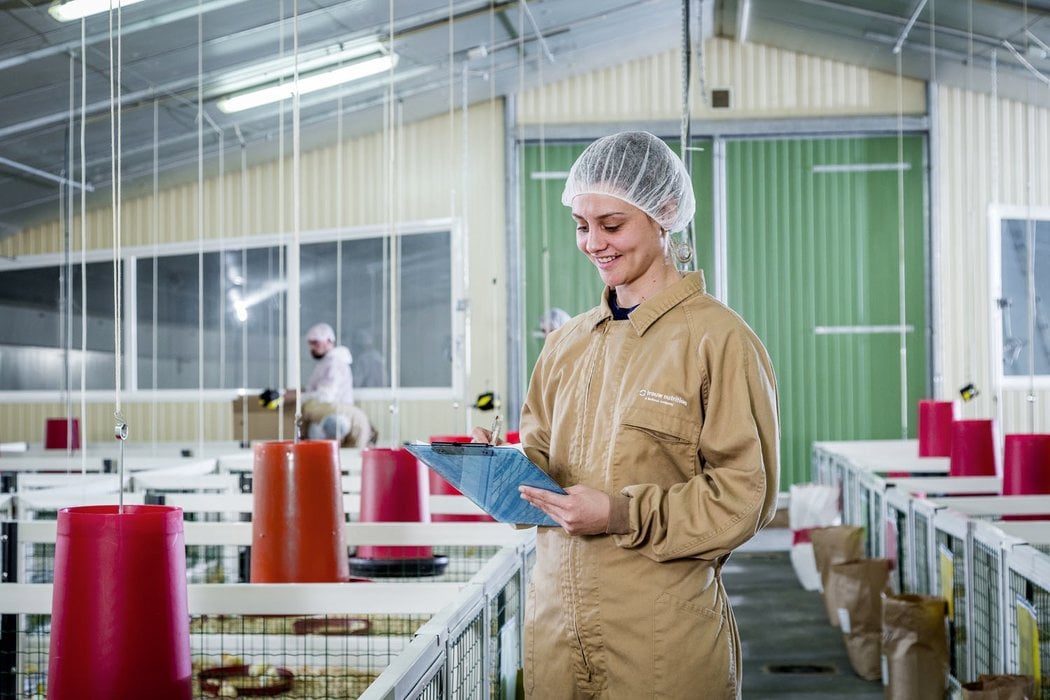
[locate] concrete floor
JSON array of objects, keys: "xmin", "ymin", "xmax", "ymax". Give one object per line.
[{"xmin": 725, "ymin": 534, "xmax": 884, "ymax": 699}]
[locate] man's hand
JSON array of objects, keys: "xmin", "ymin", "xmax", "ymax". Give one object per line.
[
  {"xmin": 520, "ymin": 484, "xmax": 610, "ymax": 536},
  {"xmin": 470, "ymin": 426, "xmax": 504, "ymax": 445}
]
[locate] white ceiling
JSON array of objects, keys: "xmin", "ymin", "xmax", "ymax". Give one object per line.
[{"xmin": 1, "ymin": 0, "xmax": 1049, "ymax": 238}]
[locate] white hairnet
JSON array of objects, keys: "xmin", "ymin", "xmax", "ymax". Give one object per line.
[
  {"xmin": 306, "ymin": 322, "xmax": 335, "ymax": 343},
  {"xmin": 538, "ymin": 307, "xmax": 571, "ymax": 333},
  {"xmin": 561, "ymin": 131, "xmax": 695, "ymax": 233}
]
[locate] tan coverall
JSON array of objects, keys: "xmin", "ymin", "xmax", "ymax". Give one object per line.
[{"xmin": 519, "ymin": 271, "xmax": 780, "ymax": 699}]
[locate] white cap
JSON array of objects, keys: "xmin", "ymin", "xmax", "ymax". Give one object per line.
[{"xmin": 306, "ymin": 322, "xmax": 335, "ymax": 343}]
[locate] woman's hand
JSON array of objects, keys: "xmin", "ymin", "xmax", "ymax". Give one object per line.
[
  {"xmin": 470, "ymin": 426, "xmax": 504, "ymax": 445},
  {"xmin": 520, "ymin": 484, "xmax": 610, "ymax": 536}
]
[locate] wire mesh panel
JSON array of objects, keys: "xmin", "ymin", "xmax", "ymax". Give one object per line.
[
  {"xmin": 913, "ymin": 507, "xmax": 935, "ymax": 595},
  {"xmin": 447, "ymin": 606, "xmax": 486, "ymax": 699},
  {"xmin": 971, "ymin": 535, "xmax": 1003, "ymax": 677},
  {"xmin": 1006, "ymin": 545, "xmax": 1050, "ymax": 699},
  {"xmin": 487, "ymin": 567, "xmax": 522, "ymax": 698},
  {"xmin": 934, "ymin": 527, "xmax": 969, "ymax": 684},
  {"xmin": 886, "ymin": 491, "xmax": 911, "ymax": 593}
]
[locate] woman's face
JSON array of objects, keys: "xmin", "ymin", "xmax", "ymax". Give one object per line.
[{"xmin": 572, "ymin": 193, "xmax": 667, "ymax": 298}]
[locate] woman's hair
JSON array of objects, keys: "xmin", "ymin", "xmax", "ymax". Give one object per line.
[{"xmin": 561, "ymin": 131, "xmax": 695, "ymax": 234}]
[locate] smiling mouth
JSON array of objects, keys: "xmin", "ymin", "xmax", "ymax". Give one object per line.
[{"xmin": 595, "ymin": 255, "xmax": 618, "ymax": 264}]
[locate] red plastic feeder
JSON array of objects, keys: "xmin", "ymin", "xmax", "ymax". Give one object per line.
[
  {"xmin": 426, "ymin": 434, "xmax": 494, "ymax": 523},
  {"xmin": 47, "ymin": 504, "xmax": 191, "ymax": 700},
  {"xmin": 918, "ymin": 400, "xmax": 955, "ymax": 457},
  {"xmin": 1003, "ymin": 434, "xmax": 1050, "ymax": 495},
  {"xmin": 251, "ymin": 440, "xmax": 350, "ymax": 583},
  {"xmin": 949, "ymin": 419, "xmax": 996, "ymax": 477},
  {"xmin": 45, "ymin": 417, "xmax": 80, "ymax": 450},
  {"xmin": 350, "ymin": 447, "xmax": 448, "ymax": 577}
]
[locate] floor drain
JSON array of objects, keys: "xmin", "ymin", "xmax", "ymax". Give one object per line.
[{"xmin": 764, "ymin": 663, "xmax": 837, "ymax": 675}]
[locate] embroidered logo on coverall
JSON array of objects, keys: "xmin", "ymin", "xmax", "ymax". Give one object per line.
[{"xmin": 638, "ymin": 388, "xmax": 688, "ymax": 407}]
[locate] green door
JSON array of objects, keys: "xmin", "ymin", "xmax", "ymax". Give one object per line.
[{"xmin": 724, "ymin": 135, "xmax": 928, "ymax": 488}]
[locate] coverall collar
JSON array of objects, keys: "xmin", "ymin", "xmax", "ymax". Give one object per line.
[{"xmin": 592, "ymin": 270, "xmax": 707, "ymax": 336}]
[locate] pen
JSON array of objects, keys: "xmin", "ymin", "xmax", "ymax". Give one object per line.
[{"xmin": 490, "ymin": 415, "xmax": 503, "ymax": 445}]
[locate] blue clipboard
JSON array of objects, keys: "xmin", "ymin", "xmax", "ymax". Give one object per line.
[{"xmin": 405, "ymin": 441, "xmax": 565, "ymax": 526}]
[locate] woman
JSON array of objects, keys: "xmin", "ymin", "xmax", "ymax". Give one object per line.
[{"xmin": 478, "ymin": 131, "xmax": 779, "ymax": 699}]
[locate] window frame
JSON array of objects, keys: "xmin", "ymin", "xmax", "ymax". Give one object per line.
[
  {"xmin": 989, "ymin": 204, "xmax": 1050, "ymax": 389},
  {"xmin": 0, "ymin": 219, "xmax": 465, "ymax": 403}
]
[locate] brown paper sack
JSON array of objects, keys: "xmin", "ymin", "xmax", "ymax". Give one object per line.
[
  {"xmin": 827, "ymin": 558, "xmax": 891, "ymax": 681},
  {"xmin": 881, "ymin": 594, "xmax": 949, "ymax": 700},
  {"xmin": 810, "ymin": 525, "xmax": 865, "ymax": 625},
  {"xmin": 961, "ymin": 674, "xmax": 1035, "ymax": 700}
]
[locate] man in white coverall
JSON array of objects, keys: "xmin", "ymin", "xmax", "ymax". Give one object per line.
[{"xmin": 299, "ymin": 322, "xmax": 375, "ymax": 447}]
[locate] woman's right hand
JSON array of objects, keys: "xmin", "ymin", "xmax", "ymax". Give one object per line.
[{"xmin": 470, "ymin": 426, "xmax": 504, "ymax": 445}]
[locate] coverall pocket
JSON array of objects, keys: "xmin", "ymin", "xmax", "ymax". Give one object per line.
[{"xmin": 653, "ymin": 591, "xmax": 734, "ymax": 699}]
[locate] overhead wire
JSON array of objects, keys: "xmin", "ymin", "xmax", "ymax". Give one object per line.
[
  {"xmin": 109, "ymin": 0, "xmax": 128, "ymax": 510},
  {"xmin": 79, "ymin": 16, "xmax": 87, "ymax": 474}
]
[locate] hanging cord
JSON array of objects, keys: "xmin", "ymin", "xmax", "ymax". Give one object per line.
[
  {"xmin": 1023, "ymin": 0, "xmax": 1036, "ymax": 431},
  {"xmin": 386, "ymin": 0, "xmax": 400, "ymax": 446},
  {"xmin": 290, "ymin": 0, "xmax": 303, "ymax": 440},
  {"xmin": 991, "ymin": 49, "xmax": 1004, "ymax": 434},
  {"xmin": 80, "ymin": 17, "xmax": 88, "ymax": 475},
  {"xmin": 108, "ymin": 0, "xmax": 128, "ymax": 511},
  {"xmin": 534, "ymin": 0, "xmax": 551, "ymax": 371},
  {"xmin": 196, "ymin": 1, "xmax": 206, "ymax": 455},
  {"xmin": 894, "ymin": 49, "xmax": 908, "ymax": 439},
  {"xmin": 678, "ymin": 0, "xmax": 695, "ymax": 272},
  {"xmin": 151, "ymin": 99, "xmax": 159, "ymax": 450},
  {"xmin": 65, "ymin": 53, "xmax": 74, "ymax": 459},
  {"xmin": 963, "ymin": 0, "xmax": 976, "ymax": 414},
  {"xmin": 238, "ymin": 129, "xmax": 249, "ymax": 446},
  {"xmin": 335, "ymin": 94, "xmax": 343, "ymax": 350},
  {"xmin": 277, "ymin": 0, "xmax": 287, "ymax": 439}
]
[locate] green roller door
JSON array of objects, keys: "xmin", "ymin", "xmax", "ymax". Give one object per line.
[{"xmin": 725, "ymin": 135, "xmax": 928, "ymax": 488}]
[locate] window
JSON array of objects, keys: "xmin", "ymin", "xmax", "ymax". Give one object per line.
[
  {"xmin": 992, "ymin": 207, "xmax": 1050, "ymax": 383},
  {"xmin": 0, "ymin": 260, "xmax": 115, "ymax": 391},
  {"xmin": 0, "ymin": 223, "xmax": 461, "ymax": 398}
]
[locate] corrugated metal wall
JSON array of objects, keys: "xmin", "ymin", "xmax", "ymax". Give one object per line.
[
  {"xmin": 518, "ymin": 38, "xmax": 926, "ymax": 123},
  {"xmin": 0, "ymin": 100, "xmax": 506, "ymax": 444},
  {"xmin": 936, "ymin": 85, "xmax": 1050, "ymax": 433}
]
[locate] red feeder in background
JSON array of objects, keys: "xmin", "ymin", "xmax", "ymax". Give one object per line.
[
  {"xmin": 47, "ymin": 505, "xmax": 191, "ymax": 700},
  {"xmin": 44, "ymin": 417, "xmax": 80, "ymax": 450},
  {"xmin": 251, "ymin": 440, "xmax": 350, "ymax": 582},
  {"xmin": 949, "ymin": 419, "xmax": 996, "ymax": 477},
  {"xmin": 426, "ymin": 434, "xmax": 494, "ymax": 523},
  {"xmin": 350, "ymin": 447, "xmax": 448, "ymax": 577},
  {"xmin": 918, "ymin": 400, "xmax": 955, "ymax": 457},
  {"xmin": 1002, "ymin": 434, "xmax": 1050, "ymax": 496}
]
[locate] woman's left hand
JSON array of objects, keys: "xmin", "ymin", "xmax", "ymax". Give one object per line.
[{"xmin": 520, "ymin": 484, "xmax": 610, "ymax": 535}]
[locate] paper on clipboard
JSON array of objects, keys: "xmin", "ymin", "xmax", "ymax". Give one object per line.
[{"xmin": 405, "ymin": 441, "xmax": 565, "ymax": 526}]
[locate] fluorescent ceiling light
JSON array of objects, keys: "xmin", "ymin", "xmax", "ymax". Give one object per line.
[
  {"xmin": 49, "ymin": 0, "xmax": 149, "ymax": 22},
  {"xmin": 217, "ymin": 54, "xmax": 397, "ymax": 113}
]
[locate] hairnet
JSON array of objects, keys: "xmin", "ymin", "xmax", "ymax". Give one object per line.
[
  {"xmin": 306, "ymin": 322, "xmax": 335, "ymax": 343},
  {"xmin": 561, "ymin": 131, "xmax": 695, "ymax": 233}
]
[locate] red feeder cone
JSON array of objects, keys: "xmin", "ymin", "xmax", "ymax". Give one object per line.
[
  {"xmin": 47, "ymin": 505, "xmax": 191, "ymax": 700},
  {"xmin": 350, "ymin": 447, "xmax": 448, "ymax": 577},
  {"xmin": 44, "ymin": 417, "xmax": 80, "ymax": 450},
  {"xmin": 1003, "ymin": 434, "xmax": 1050, "ymax": 495},
  {"xmin": 426, "ymin": 434, "xmax": 494, "ymax": 523},
  {"xmin": 949, "ymin": 419, "xmax": 996, "ymax": 477},
  {"xmin": 918, "ymin": 400, "xmax": 955, "ymax": 457},
  {"xmin": 251, "ymin": 440, "xmax": 350, "ymax": 582}
]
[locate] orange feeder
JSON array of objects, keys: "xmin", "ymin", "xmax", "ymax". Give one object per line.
[
  {"xmin": 251, "ymin": 440, "xmax": 350, "ymax": 582},
  {"xmin": 350, "ymin": 447, "xmax": 448, "ymax": 577},
  {"xmin": 47, "ymin": 505, "xmax": 191, "ymax": 699},
  {"xmin": 426, "ymin": 434, "xmax": 494, "ymax": 523}
]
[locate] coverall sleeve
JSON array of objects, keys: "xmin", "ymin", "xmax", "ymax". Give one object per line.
[{"xmin": 613, "ymin": 328, "xmax": 780, "ymax": 562}]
